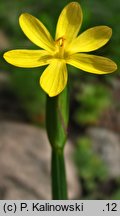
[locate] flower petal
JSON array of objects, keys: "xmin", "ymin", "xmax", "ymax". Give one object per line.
[
  {"xmin": 3, "ymin": 50, "xmax": 53, "ymax": 68},
  {"xmin": 19, "ymin": 13, "xmax": 55, "ymax": 52},
  {"xmin": 40, "ymin": 60, "xmax": 67, "ymax": 97},
  {"xmin": 55, "ymin": 2, "xmax": 83, "ymax": 44},
  {"xmin": 66, "ymin": 53, "xmax": 117, "ymax": 74},
  {"xmin": 67, "ymin": 26, "xmax": 112, "ymax": 53}
]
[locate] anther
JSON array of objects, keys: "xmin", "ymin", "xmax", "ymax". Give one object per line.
[{"xmin": 56, "ymin": 37, "xmax": 65, "ymax": 47}]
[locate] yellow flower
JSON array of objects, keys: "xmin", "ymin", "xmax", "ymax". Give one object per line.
[{"xmin": 4, "ymin": 2, "xmax": 117, "ymax": 97}]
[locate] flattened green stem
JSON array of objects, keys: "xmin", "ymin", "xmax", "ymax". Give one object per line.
[
  {"xmin": 46, "ymin": 86, "xmax": 69, "ymax": 149},
  {"xmin": 51, "ymin": 147, "xmax": 68, "ymax": 200},
  {"xmin": 46, "ymin": 86, "xmax": 69, "ymax": 199}
]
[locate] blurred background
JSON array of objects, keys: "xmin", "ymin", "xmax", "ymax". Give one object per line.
[{"xmin": 0, "ymin": 0, "xmax": 120, "ymax": 199}]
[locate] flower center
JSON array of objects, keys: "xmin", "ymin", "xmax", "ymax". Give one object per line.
[{"xmin": 55, "ymin": 37, "xmax": 65, "ymax": 59}]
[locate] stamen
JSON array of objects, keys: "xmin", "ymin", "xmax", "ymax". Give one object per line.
[
  {"xmin": 59, "ymin": 38, "xmax": 63, "ymax": 47},
  {"xmin": 56, "ymin": 37, "xmax": 65, "ymax": 47},
  {"xmin": 55, "ymin": 36, "xmax": 66, "ymax": 58}
]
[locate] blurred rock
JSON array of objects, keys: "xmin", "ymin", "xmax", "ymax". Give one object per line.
[
  {"xmin": 87, "ymin": 127, "xmax": 120, "ymax": 177},
  {"xmin": 0, "ymin": 121, "xmax": 80, "ymax": 199},
  {"xmin": 0, "ymin": 72, "xmax": 9, "ymax": 86},
  {"xmin": 0, "ymin": 30, "xmax": 10, "ymax": 50}
]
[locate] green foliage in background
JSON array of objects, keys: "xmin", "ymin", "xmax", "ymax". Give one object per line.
[
  {"xmin": 111, "ymin": 189, "xmax": 120, "ymax": 200},
  {"xmin": 11, "ymin": 67, "xmax": 46, "ymax": 125},
  {"xmin": 74, "ymin": 83, "xmax": 111, "ymax": 125},
  {"xmin": 109, "ymin": 178, "xmax": 120, "ymax": 200},
  {"xmin": 74, "ymin": 137, "xmax": 108, "ymax": 198}
]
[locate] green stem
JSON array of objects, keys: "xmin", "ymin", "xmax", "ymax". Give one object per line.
[
  {"xmin": 46, "ymin": 86, "xmax": 69, "ymax": 200},
  {"xmin": 51, "ymin": 147, "xmax": 68, "ymax": 200}
]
